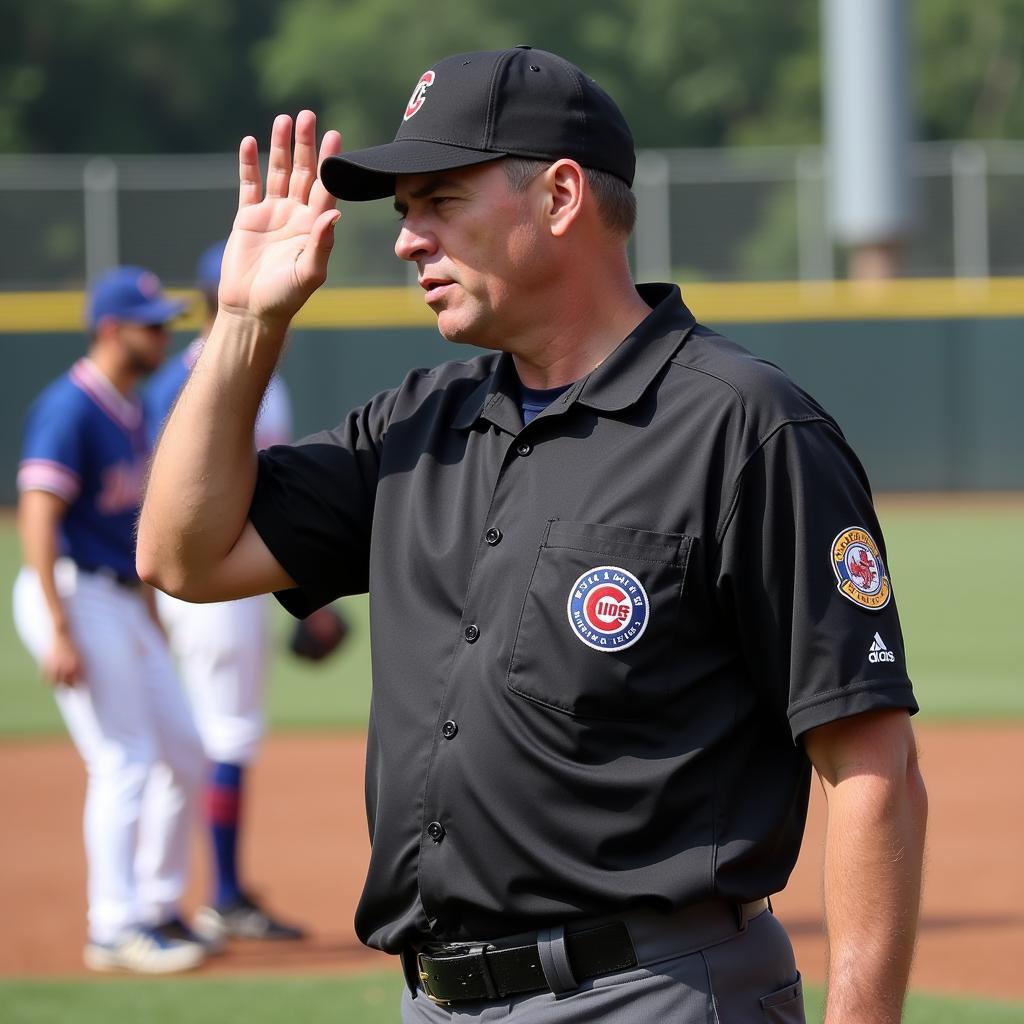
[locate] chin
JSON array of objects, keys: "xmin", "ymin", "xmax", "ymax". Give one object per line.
[
  {"xmin": 436, "ymin": 310, "xmax": 502, "ymax": 351},
  {"xmin": 436, "ymin": 312, "xmax": 477, "ymax": 347}
]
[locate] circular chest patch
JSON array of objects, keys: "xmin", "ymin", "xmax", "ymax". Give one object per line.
[
  {"xmin": 567, "ymin": 566, "xmax": 649, "ymax": 652},
  {"xmin": 831, "ymin": 527, "xmax": 891, "ymax": 610}
]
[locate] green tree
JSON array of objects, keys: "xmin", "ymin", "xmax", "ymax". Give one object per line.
[
  {"xmin": 0, "ymin": 0, "xmax": 279, "ymax": 153},
  {"xmin": 3, "ymin": 0, "xmax": 1023, "ymax": 154},
  {"xmin": 913, "ymin": 0, "xmax": 1024, "ymax": 140},
  {"xmin": 258, "ymin": 0, "xmax": 821, "ymax": 149}
]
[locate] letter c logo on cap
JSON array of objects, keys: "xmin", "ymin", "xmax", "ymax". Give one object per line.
[{"xmin": 404, "ymin": 70, "xmax": 436, "ymax": 121}]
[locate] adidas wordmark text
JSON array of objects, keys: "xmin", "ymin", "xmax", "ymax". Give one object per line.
[{"xmin": 868, "ymin": 632, "xmax": 896, "ymax": 664}]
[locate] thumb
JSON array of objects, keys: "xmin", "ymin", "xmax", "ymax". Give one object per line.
[{"xmin": 297, "ymin": 210, "xmax": 342, "ymax": 290}]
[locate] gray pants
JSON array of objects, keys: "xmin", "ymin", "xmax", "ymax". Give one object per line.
[{"xmin": 401, "ymin": 907, "xmax": 804, "ymax": 1023}]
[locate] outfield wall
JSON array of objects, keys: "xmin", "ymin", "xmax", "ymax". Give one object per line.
[{"xmin": 2, "ymin": 279, "xmax": 1022, "ymax": 504}]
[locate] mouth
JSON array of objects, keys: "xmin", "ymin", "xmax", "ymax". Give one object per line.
[{"xmin": 419, "ymin": 277, "xmax": 455, "ymax": 304}]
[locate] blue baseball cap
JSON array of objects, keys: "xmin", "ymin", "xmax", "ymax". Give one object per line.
[
  {"xmin": 87, "ymin": 266, "xmax": 188, "ymax": 331},
  {"xmin": 196, "ymin": 240, "xmax": 226, "ymax": 291}
]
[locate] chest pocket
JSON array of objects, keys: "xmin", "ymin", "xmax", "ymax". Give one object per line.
[{"xmin": 507, "ymin": 520, "xmax": 692, "ymax": 720}]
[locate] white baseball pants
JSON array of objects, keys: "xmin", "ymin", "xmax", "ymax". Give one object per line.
[
  {"xmin": 155, "ymin": 591, "xmax": 270, "ymax": 765},
  {"xmin": 13, "ymin": 563, "xmax": 205, "ymax": 943}
]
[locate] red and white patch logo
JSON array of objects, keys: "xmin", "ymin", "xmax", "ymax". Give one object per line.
[
  {"xmin": 567, "ymin": 565, "xmax": 650, "ymax": 653},
  {"xmin": 830, "ymin": 527, "xmax": 891, "ymax": 610},
  {"xmin": 403, "ymin": 70, "xmax": 436, "ymax": 122}
]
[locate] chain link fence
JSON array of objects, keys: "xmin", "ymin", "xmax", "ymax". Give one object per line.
[{"xmin": 1, "ymin": 141, "xmax": 1022, "ymax": 289}]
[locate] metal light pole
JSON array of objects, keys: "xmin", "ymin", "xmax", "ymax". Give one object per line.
[{"xmin": 822, "ymin": 0, "xmax": 912, "ymax": 279}]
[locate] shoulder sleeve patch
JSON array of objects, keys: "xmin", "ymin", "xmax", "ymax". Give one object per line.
[{"xmin": 830, "ymin": 527, "xmax": 891, "ymax": 610}]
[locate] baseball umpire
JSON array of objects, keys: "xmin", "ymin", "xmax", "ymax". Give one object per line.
[
  {"xmin": 139, "ymin": 47, "xmax": 927, "ymax": 1022},
  {"xmin": 14, "ymin": 267, "xmax": 207, "ymax": 973}
]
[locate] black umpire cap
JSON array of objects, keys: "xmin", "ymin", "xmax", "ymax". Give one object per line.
[{"xmin": 320, "ymin": 46, "xmax": 636, "ymax": 202}]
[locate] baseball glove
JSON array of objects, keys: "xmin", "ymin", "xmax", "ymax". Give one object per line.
[{"xmin": 289, "ymin": 606, "xmax": 349, "ymax": 662}]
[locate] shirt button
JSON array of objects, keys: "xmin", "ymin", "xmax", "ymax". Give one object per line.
[
  {"xmin": 464, "ymin": 624, "xmax": 480, "ymax": 643},
  {"xmin": 516, "ymin": 442, "xmax": 532, "ymax": 457},
  {"xmin": 441, "ymin": 720, "xmax": 458, "ymax": 740},
  {"xmin": 485, "ymin": 527, "xmax": 503, "ymax": 546},
  {"xmin": 427, "ymin": 821, "xmax": 446, "ymax": 842}
]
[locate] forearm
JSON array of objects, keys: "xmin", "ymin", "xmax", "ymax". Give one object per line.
[
  {"xmin": 138, "ymin": 310, "xmax": 285, "ymax": 594},
  {"xmin": 18, "ymin": 494, "xmax": 71, "ymax": 637},
  {"xmin": 140, "ymin": 111, "xmax": 339, "ymax": 599},
  {"xmin": 821, "ymin": 761, "xmax": 927, "ymax": 1023}
]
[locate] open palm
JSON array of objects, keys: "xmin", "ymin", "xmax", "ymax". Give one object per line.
[{"xmin": 218, "ymin": 111, "xmax": 343, "ymax": 325}]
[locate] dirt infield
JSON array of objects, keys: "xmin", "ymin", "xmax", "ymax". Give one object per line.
[{"xmin": 2, "ymin": 725, "xmax": 1022, "ymax": 1001}]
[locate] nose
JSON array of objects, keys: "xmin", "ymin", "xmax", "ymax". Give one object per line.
[{"xmin": 394, "ymin": 219, "xmax": 437, "ymax": 263}]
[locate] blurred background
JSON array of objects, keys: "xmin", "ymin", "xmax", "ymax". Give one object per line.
[
  {"xmin": 1, "ymin": 2, "xmax": 1022, "ymax": 1021},
  {"xmin": 1, "ymin": 0, "xmax": 1023, "ymax": 494},
  {"xmin": 2, "ymin": 0, "xmax": 1023, "ymax": 286}
]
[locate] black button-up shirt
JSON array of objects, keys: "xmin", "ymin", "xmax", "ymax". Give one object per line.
[{"xmin": 249, "ymin": 283, "xmax": 917, "ymax": 954}]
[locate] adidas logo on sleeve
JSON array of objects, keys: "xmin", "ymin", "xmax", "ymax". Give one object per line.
[{"xmin": 868, "ymin": 632, "xmax": 896, "ymax": 663}]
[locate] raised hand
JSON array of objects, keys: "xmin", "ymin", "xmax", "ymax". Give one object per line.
[{"xmin": 218, "ymin": 111, "xmax": 343, "ymax": 327}]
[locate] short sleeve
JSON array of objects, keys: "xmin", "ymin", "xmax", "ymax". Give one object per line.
[
  {"xmin": 248, "ymin": 389, "xmax": 396, "ymax": 618},
  {"xmin": 716, "ymin": 419, "xmax": 918, "ymax": 741},
  {"xmin": 18, "ymin": 395, "xmax": 86, "ymax": 503}
]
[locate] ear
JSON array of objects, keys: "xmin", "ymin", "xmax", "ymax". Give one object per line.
[
  {"xmin": 541, "ymin": 159, "xmax": 586, "ymax": 238},
  {"xmin": 93, "ymin": 314, "xmax": 121, "ymax": 343}
]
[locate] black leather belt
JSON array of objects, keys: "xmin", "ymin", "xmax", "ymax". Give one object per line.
[
  {"xmin": 410, "ymin": 900, "xmax": 771, "ymax": 1006},
  {"xmin": 416, "ymin": 920, "xmax": 638, "ymax": 1006},
  {"xmin": 74, "ymin": 562, "xmax": 141, "ymax": 588}
]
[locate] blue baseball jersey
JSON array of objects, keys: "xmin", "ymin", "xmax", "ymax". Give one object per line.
[
  {"xmin": 145, "ymin": 339, "xmax": 292, "ymax": 451},
  {"xmin": 18, "ymin": 359, "xmax": 151, "ymax": 579},
  {"xmin": 144, "ymin": 342, "xmax": 196, "ymax": 447}
]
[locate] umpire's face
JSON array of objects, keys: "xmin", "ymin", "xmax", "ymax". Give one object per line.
[{"xmin": 393, "ymin": 160, "xmax": 554, "ymax": 351}]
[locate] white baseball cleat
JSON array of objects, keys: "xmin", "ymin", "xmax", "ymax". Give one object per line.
[{"xmin": 83, "ymin": 926, "xmax": 206, "ymax": 974}]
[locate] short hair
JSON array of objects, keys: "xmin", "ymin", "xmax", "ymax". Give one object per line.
[{"xmin": 502, "ymin": 157, "xmax": 637, "ymax": 238}]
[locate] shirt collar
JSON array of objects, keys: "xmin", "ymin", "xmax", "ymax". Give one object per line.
[
  {"xmin": 70, "ymin": 358, "xmax": 143, "ymax": 432},
  {"xmin": 451, "ymin": 283, "xmax": 696, "ymax": 430},
  {"xmin": 575, "ymin": 283, "xmax": 695, "ymax": 412},
  {"xmin": 451, "ymin": 355, "xmax": 523, "ymax": 434}
]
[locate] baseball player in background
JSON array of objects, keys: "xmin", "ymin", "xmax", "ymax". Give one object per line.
[
  {"xmin": 13, "ymin": 267, "xmax": 207, "ymax": 974},
  {"xmin": 139, "ymin": 47, "xmax": 928, "ymax": 1024},
  {"xmin": 144, "ymin": 241, "xmax": 316, "ymax": 945}
]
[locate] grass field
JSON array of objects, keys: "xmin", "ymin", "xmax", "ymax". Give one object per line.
[
  {"xmin": 1, "ymin": 497, "xmax": 1021, "ymax": 738},
  {"xmin": 1, "ymin": 974, "xmax": 1023, "ymax": 1024},
  {"xmin": 1, "ymin": 500, "xmax": 1021, "ymax": 1017}
]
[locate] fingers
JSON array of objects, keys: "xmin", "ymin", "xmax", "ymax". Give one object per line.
[
  {"xmin": 238, "ymin": 135, "xmax": 262, "ymax": 209},
  {"xmin": 240, "ymin": 113, "xmax": 339, "ymax": 213},
  {"xmin": 43, "ymin": 657, "xmax": 80, "ymax": 687},
  {"xmin": 266, "ymin": 113, "xmax": 294, "ymax": 199},
  {"xmin": 288, "ymin": 110, "xmax": 319, "ymax": 203},
  {"xmin": 309, "ymin": 128, "xmax": 343, "ymax": 213},
  {"xmin": 237, "ymin": 110, "xmax": 337, "ymax": 222}
]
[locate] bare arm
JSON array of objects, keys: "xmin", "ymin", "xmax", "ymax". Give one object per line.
[
  {"xmin": 18, "ymin": 489, "xmax": 84, "ymax": 686},
  {"xmin": 803, "ymin": 709, "xmax": 927, "ymax": 1024},
  {"xmin": 137, "ymin": 110, "xmax": 342, "ymax": 602}
]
